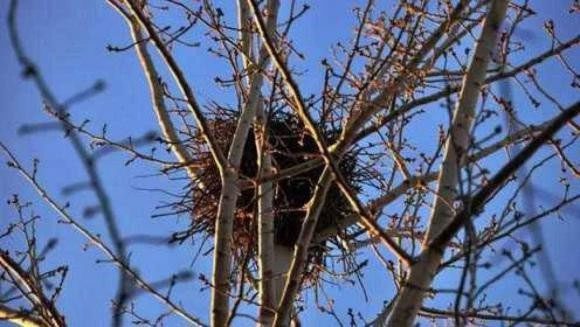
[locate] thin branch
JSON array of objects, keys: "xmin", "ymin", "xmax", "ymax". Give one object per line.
[
  {"xmin": 0, "ymin": 143, "xmax": 207, "ymax": 327},
  {"xmin": 8, "ymin": 1, "xmax": 130, "ymax": 324},
  {"xmin": 419, "ymin": 306, "xmax": 580, "ymax": 325}
]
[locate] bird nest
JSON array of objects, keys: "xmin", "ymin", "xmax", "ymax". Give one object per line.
[{"xmin": 171, "ymin": 110, "xmax": 365, "ymax": 284}]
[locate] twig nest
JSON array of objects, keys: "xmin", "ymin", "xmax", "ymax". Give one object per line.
[{"xmin": 179, "ymin": 112, "xmax": 360, "ymax": 254}]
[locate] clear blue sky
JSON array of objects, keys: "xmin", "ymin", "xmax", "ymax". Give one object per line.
[{"xmin": 1, "ymin": 1, "xmax": 578, "ymax": 326}]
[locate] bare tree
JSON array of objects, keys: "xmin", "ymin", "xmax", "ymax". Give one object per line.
[{"xmin": 2, "ymin": 0, "xmax": 579, "ymax": 326}]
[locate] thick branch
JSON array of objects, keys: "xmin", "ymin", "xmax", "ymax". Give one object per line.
[
  {"xmin": 424, "ymin": 0, "xmax": 508, "ymax": 244},
  {"xmin": 0, "ymin": 303, "xmax": 44, "ymax": 327},
  {"xmin": 384, "ymin": 1, "xmax": 508, "ymax": 325},
  {"xmin": 0, "ymin": 251, "xmax": 65, "ymax": 327},
  {"xmin": 114, "ymin": 7, "xmax": 198, "ymax": 180},
  {"xmin": 122, "ymin": 0, "xmax": 228, "ymax": 170},
  {"xmin": 210, "ymin": 1, "xmax": 280, "ymax": 325},
  {"xmin": 255, "ymin": 102, "xmax": 278, "ymax": 325}
]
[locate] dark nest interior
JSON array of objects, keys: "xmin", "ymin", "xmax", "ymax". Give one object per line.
[{"xmin": 172, "ymin": 110, "xmax": 367, "ymax": 284}]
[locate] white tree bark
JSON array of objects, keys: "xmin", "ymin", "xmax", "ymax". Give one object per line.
[
  {"xmin": 255, "ymin": 99, "xmax": 277, "ymax": 325},
  {"xmin": 211, "ymin": 1, "xmax": 280, "ymax": 325},
  {"xmin": 123, "ymin": 1, "xmax": 227, "ymax": 169},
  {"xmin": 422, "ymin": 0, "xmax": 507, "ymax": 243},
  {"xmin": 383, "ymin": 1, "xmax": 508, "ymax": 325},
  {"xmin": 255, "ymin": 102, "xmax": 295, "ymax": 325},
  {"xmin": 121, "ymin": 14, "xmax": 199, "ymax": 180},
  {"xmin": 271, "ymin": 245, "xmax": 293, "ymax": 326}
]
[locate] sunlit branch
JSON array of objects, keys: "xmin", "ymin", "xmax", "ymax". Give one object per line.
[
  {"xmin": 0, "ymin": 251, "xmax": 65, "ymax": 327},
  {"xmin": 385, "ymin": 1, "xmax": 509, "ymax": 325},
  {"xmin": 121, "ymin": 0, "xmax": 228, "ymax": 171},
  {"xmin": 109, "ymin": 2, "xmax": 200, "ymax": 181}
]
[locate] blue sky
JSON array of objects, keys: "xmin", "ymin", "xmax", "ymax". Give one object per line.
[{"xmin": 1, "ymin": 1, "xmax": 579, "ymax": 326}]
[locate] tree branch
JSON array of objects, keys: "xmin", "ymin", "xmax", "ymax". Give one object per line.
[
  {"xmin": 384, "ymin": 1, "xmax": 509, "ymax": 325},
  {"xmin": 121, "ymin": 0, "xmax": 228, "ymax": 171},
  {"xmin": 0, "ymin": 143, "xmax": 207, "ymax": 327},
  {"xmin": 110, "ymin": 2, "xmax": 199, "ymax": 180},
  {"xmin": 0, "ymin": 251, "xmax": 65, "ymax": 327}
]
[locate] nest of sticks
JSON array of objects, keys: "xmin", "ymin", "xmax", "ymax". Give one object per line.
[{"xmin": 171, "ymin": 109, "xmax": 366, "ymax": 284}]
